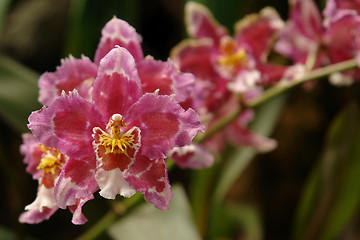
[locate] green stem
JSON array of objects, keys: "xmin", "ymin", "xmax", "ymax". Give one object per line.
[
  {"xmin": 76, "ymin": 211, "xmax": 117, "ymax": 240},
  {"xmin": 196, "ymin": 58, "xmax": 358, "ymax": 143}
]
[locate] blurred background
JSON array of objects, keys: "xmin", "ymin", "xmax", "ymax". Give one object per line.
[{"xmin": 1, "ymin": 0, "xmax": 360, "ymax": 239}]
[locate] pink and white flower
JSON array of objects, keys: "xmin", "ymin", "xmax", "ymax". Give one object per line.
[
  {"xmin": 19, "ymin": 134, "xmax": 92, "ymax": 224},
  {"xmin": 275, "ymin": 0, "xmax": 360, "ymax": 84},
  {"xmin": 168, "ymin": 2, "xmax": 279, "ymax": 163},
  {"xmin": 28, "ymin": 47, "xmax": 204, "ymax": 211}
]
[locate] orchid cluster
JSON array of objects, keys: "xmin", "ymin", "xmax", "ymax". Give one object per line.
[{"xmin": 19, "ymin": 0, "xmax": 360, "ymax": 225}]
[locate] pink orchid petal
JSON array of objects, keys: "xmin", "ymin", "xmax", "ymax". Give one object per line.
[
  {"xmin": 39, "ymin": 55, "xmax": 97, "ymax": 106},
  {"xmin": 19, "ymin": 207, "xmax": 58, "ymax": 224},
  {"xmin": 227, "ymin": 70, "xmax": 261, "ymax": 93},
  {"xmin": 126, "ymin": 92, "xmax": 204, "ymax": 159},
  {"xmin": 291, "ymin": 0, "xmax": 323, "ymax": 41},
  {"xmin": 234, "ymin": 7, "xmax": 284, "ymax": 62},
  {"xmin": 20, "ymin": 133, "xmax": 43, "ymax": 179},
  {"xmin": 137, "ymin": 57, "xmax": 195, "ymax": 103},
  {"xmin": 24, "ymin": 184, "xmax": 57, "ymax": 213},
  {"xmin": 256, "ymin": 63, "xmax": 288, "ymax": 85},
  {"xmin": 185, "ymin": 2, "xmax": 228, "ymax": 46},
  {"xmin": 324, "ymin": 0, "xmax": 360, "ymax": 20},
  {"xmin": 28, "ymin": 91, "xmax": 104, "ymax": 159},
  {"xmin": 325, "ymin": 11, "xmax": 360, "ymax": 63},
  {"xmin": 226, "ymin": 112, "xmax": 277, "ymax": 153},
  {"xmin": 274, "ymin": 21, "xmax": 313, "ymax": 64},
  {"xmin": 169, "ymin": 144, "xmax": 214, "ymax": 169},
  {"xmin": 125, "ymin": 155, "xmax": 173, "ymax": 210},
  {"xmin": 54, "ymin": 157, "xmax": 98, "ymax": 208},
  {"xmin": 92, "ymin": 47, "xmax": 142, "ymax": 121},
  {"xmin": 171, "ymin": 39, "xmax": 220, "ymax": 83},
  {"xmin": 68, "ymin": 194, "xmax": 94, "ymax": 225},
  {"xmin": 94, "ymin": 17, "xmax": 143, "ymax": 65}
]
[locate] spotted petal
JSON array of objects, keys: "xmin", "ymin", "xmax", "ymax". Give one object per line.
[
  {"xmin": 169, "ymin": 144, "xmax": 214, "ymax": 169},
  {"xmin": 137, "ymin": 57, "xmax": 195, "ymax": 103},
  {"xmin": 234, "ymin": 7, "xmax": 284, "ymax": 63},
  {"xmin": 38, "ymin": 55, "xmax": 97, "ymax": 106},
  {"xmin": 92, "ymin": 47, "xmax": 143, "ymax": 121},
  {"xmin": 171, "ymin": 38, "xmax": 220, "ymax": 83},
  {"xmin": 94, "ymin": 17, "xmax": 144, "ymax": 65},
  {"xmin": 125, "ymin": 155, "xmax": 173, "ymax": 210},
  {"xmin": 54, "ymin": 156, "xmax": 98, "ymax": 208},
  {"xmin": 28, "ymin": 91, "xmax": 104, "ymax": 159},
  {"xmin": 185, "ymin": 2, "xmax": 228, "ymax": 46},
  {"xmin": 126, "ymin": 92, "xmax": 204, "ymax": 159}
]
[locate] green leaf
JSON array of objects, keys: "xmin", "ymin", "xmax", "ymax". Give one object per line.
[
  {"xmin": 225, "ymin": 203, "xmax": 263, "ymax": 240},
  {"xmin": 293, "ymin": 103, "xmax": 360, "ymax": 240},
  {"xmin": 207, "ymin": 93, "xmax": 286, "ymax": 238},
  {"xmin": 107, "ymin": 185, "xmax": 201, "ymax": 240},
  {"xmin": 0, "ymin": 0, "xmax": 11, "ymax": 37},
  {"xmin": 0, "ymin": 55, "xmax": 40, "ymax": 133}
]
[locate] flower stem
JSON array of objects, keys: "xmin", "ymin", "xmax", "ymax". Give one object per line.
[
  {"xmin": 76, "ymin": 211, "xmax": 117, "ymax": 240},
  {"xmin": 196, "ymin": 58, "xmax": 359, "ymax": 143}
]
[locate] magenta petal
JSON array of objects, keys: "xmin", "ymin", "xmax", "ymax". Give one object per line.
[
  {"xmin": 94, "ymin": 17, "xmax": 144, "ymax": 65},
  {"xmin": 185, "ymin": 2, "xmax": 228, "ymax": 46},
  {"xmin": 256, "ymin": 63, "xmax": 287, "ymax": 85},
  {"xmin": 226, "ymin": 111, "xmax": 277, "ymax": 153},
  {"xmin": 68, "ymin": 194, "xmax": 94, "ymax": 225},
  {"xmin": 54, "ymin": 156, "xmax": 98, "ymax": 208},
  {"xmin": 126, "ymin": 92, "xmax": 204, "ymax": 159},
  {"xmin": 324, "ymin": 0, "xmax": 360, "ymax": 20},
  {"xmin": 28, "ymin": 91, "xmax": 104, "ymax": 159},
  {"xmin": 92, "ymin": 47, "xmax": 142, "ymax": 121},
  {"xmin": 20, "ymin": 133, "xmax": 43, "ymax": 179},
  {"xmin": 125, "ymin": 155, "xmax": 173, "ymax": 210},
  {"xmin": 235, "ymin": 7, "xmax": 284, "ymax": 62},
  {"xmin": 324, "ymin": 12, "xmax": 360, "ymax": 63},
  {"xmin": 171, "ymin": 39, "xmax": 220, "ymax": 83},
  {"xmin": 137, "ymin": 57, "xmax": 195, "ymax": 103},
  {"xmin": 169, "ymin": 144, "xmax": 214, "ymax": 169},
  {"xmin": 291, "ymin": 0, "xmax": 323, "ymax": 41},
  {"xmin": 38, "ymin": 55, "xmax": 97, "ymax": 106},
  {"xmin": 19, "ymin": 207, "xmax": 58, "ymax": 224}
]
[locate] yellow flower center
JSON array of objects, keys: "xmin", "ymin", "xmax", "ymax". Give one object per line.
[
  {"xmin": 217, "ymin": 37, "xmax": 247, "ymax": 72},
  {"xmin": 99, "ymin": 114, "xmax": 136, "ymax": 155},
  {"xmin": 37, "ymin": 145, "xmax": 62, "ymax": 174}
]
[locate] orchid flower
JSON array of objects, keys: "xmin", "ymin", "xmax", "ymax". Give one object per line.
[
  {"xmin": 93, "ymin": 16, "xmax": 215, "ymax": 169},
  {"xmin": 28, "ymin": 47, "xmax": 204, "ymax": 211},
  {"xmin": 19, "ymin": 134, "xmax": 92, "ymax": 224},
  {"xmin": 171, "ymin": 2, "xmax": 285, "ymax": 93},
  {"xmin": 169, "ymin": 2, "xmax": 279, "ymax": 160},
  {"xmin": 275, "ymin": 0, "xmax": 360, "ymax": 85}
]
